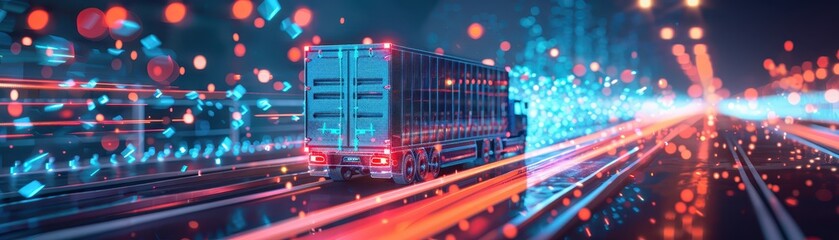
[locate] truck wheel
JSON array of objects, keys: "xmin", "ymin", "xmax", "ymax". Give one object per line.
[
  {"xmin": 393, "ymin": 152, "xmax": 416, "ymax": 185},
  {"xmin": 492, "ymin": 139, "xmax": 503, "ymax": 162},
  {"xmin": 328, "ymin": 167, "xmax": 353, "ymax": 181},
  {"xmin": 428, "ymin": 149, "xmax": 441, "ymax": 179},
  {"xmin": 481, "ymin": 139, "xmax": 491, "ymax": 164},
  {"xmin": 415, "ymin": 149, "xmax": 430, "ymax": 182}
]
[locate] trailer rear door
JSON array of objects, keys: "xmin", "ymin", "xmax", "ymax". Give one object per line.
[{"xmin": 306, "ymin": 46, "xmax": 389, "ymax": 151}]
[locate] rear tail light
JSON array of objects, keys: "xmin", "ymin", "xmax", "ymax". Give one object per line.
[
  {"xmin": 383, "ymin": 148, "xmax": 391, "ymax": 155},
  {"xmin": 304, "ymin": 146, "xmax": 309, "ymax": 152},
  {"xmin": 309, "ymin": 154, "xmax": 325, "ymax": 163},
  {"xmin": 371, "ymin": 157, "xmax": 389, "ymax": 166},
  {"xmin": 384, "ymin": 43, "xmax": 392, "ymax": 49},
  {"xmin": 304, "ymin": 45, "xmax": 310, "ymax": 51}
]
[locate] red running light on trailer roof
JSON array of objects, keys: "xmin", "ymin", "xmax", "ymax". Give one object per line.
[
  {"xmin": 304, "ymin": 46, "xmax": 310, "ymax": 51},
  {"xmin": 384, "ymin": 43, "xmax": 391, "ymax": 49}
]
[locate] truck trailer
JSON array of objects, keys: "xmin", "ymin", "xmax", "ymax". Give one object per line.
[{"xmin": 304, "ymin": 43, "xmax": 527, "ymax": 184}]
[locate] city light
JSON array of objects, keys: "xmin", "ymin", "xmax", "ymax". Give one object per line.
[{"xmin": 639, "ymin": 0, "xmax": 653, "ymax": 9}]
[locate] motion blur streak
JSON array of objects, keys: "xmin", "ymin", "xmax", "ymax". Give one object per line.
[{"xmin": 232, "ymin": 104, "xmax": 701, "ymax": 239}]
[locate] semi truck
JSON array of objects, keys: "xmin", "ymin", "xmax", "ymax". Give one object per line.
[{"xmin": 304, "ymin": 43, "xmax": 527, "ymax": 184}]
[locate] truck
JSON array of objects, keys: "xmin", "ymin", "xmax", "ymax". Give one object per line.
[{"xmin": 303, "ymin": 43, "xmax": 527, "ymax": 184}]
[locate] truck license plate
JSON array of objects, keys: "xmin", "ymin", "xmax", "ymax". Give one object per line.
[{"xmin": 343, "ymin": 156, "xmax": 360, "ymax": 162}]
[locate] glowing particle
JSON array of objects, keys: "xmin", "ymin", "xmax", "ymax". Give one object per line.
[
  {"xmin": 573, "ymin": 64, "xmax": 586, "ymax": 77},
  {"xmin": 232, "ymin": 33, "xmax": 240, "ymax": 42},
  {"xmin": 660, "ymin": 27, "xmax": 673, "ymax": 40},
  {"xmin": 639, "ymin": 0, "xmax": 653, "ymax": 9},
  {"xmin": 686, "ymin": 0, "xmax": 700, "ymax": 7},
  {"xmin": 257, "ymin": 69, "xmax": 272, "ymax": 83},
  {"xmin": 620, "ymin": 69, "xmax": 635, "ymax": 83},
  {"xmin": 680, "ymin": 189, "xmax": 694, "ymax": 202},
  {"xmin": 744, "ymin": 88, "xmax": 758, "ymax": 101},
  {"xmin": 10, "ymin": 89, "xmax": 19, "ymax": 100},
  {"xmin": 689, "ymin": 27, "xmax": 703, "ymax": 40},
  {"xmin": 188, "ymin": 221, "xmax": 199, "ymax": 229},
  {"xmin": 164, "ymin": 2, "xmax": 187, "ymax": 23},
  {"xmin": 481, "ymin": 58, "xmax": 495, "ymax": 66},
  {"xmin": 7, "ymin": 102, "xmax": 22, "ymax": 117},
  {"xmin": 288, "ymin": 47, "xmax": 302, "ymax": 62},
  {"xmin": 502, "ymin": 224, "xmax": 518, "ymax": 239},
  {"xmin": 763, "ymin": 58, "xmax": 775, "ymax": 70},
  {"xmin": 339, "ymin": 17, "xmax": 345, "ymax": 24},
  {"xmin": 435, "ymin": 47, "xmax": 444, "ymax": 55},
  {"xmin": 825, "ymin": 89, "xmax": 839, "ymax": 103},
  {"xmin": 253, "ymin": 17, "xmax": 265, "ymax": 28},
  {"xmin": 193, "ymin": 55, "xmax": 207, "ymax": 70},
  {"xmin": 549, "ymin": 48, "xmax": 559, "ymax": 58},
  {"xmin": 687, "ymin": 84, "xmax": 703, "ymax": 98},
  {"xmin": 467, "ymin": 23, "xmax": 484, "ymax": 39},
  {"xmin": 22, "ymin": 37, "xmax": 32, "ymax": 46},
  {"xmin": 28, "ymin": 9, "xmax": 49, "ymax": 30},
  {"xmin": 577, "ymin": 207, "xmax": 591, "ymax": 221},
  {"xmin": 293, "ymin": 8, "xmax": 312, "ymax": 27},
  {"xmin": 147, "ymin": 55, "xmax": 178, "ymax": 84},
  {"xmin": 257, "ymin": 0, "xmax": 281, "ymax": 21},
  {"xmin": 105, "ymin": 6, "xmax": 128, "ymax": 28},
  {"xmin": 181, "ymin": 165, "xmax": 188, "ymax": 172},
  {"xmin": 232, "ymin": 0, "xmax": 253, "ymax": 19},
  {"xmin": 101, "ymin": 134, "xmax": 119, "ymax": 151},
  {"xmin": 234, "ymin": 43, "xmax": 246, "ymax": 57},
  {"xmin": 362, "ymin": 37, "xmax": 373, "ymax": 44},
  {"xmin": 589, "ymin": 62, "xmax": 600, "ymax": 72},
  {"xmin": 18, "ymin": 180, "xmax": 45, "ymax": 198},
  {"xmin": 787, "ymin": 92, "xmax": 801, "ymax": 105},
  {"xmin": 500, "ymin": 41, "xmax": 511, "ymax": 51},
  {"xmin": 77, "ymin": 8, "xmax": 107, "ymax": 39},
  {"xmin": 184, "ymin": 109, "xmax": 195, "ymax": 124},
  {"xmin": 784, "ymin": 40, "xmax": 794, "ymax": 52}
]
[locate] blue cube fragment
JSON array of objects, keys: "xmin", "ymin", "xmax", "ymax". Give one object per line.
[
  {"xmin": 18, "ymin": 180, "xmax": 45, "ymax": 198},
  {"xmin": 98, "ymin": 95, "xmax": 109, "ymax": 105},
  {"xmin": 13, "ymin": 117, "xmax": 31, "ymax": 130},
  {"xmin": 81, "ymin": 78, "xmax": 98, "ymax": 88},
  {"xmin": 258, "ymin": 0, "xmax": 281, "ymax": 21},
  {"xmin": 44, "ymin": 103, "xmax": 64, "ymax": 112},
  {"xmin": 58, "ymin": 79, "xmax": 75, "ymax": 88},
  {"xmin": 256, "ymin": 98, "xmax": 271, "ymax": 111},
  {"xmin": 163, "ymin": 127, "xmax": 176, "ymax": 138},
  {"xmin": 281, "ymin": 18, "xmax": 303, "ymax": 39},
  {"xmin": 141, "ymin": 34, "xmax": 162, "ymax": 49},
  {"xmin": 226, "ymin": 84, "xmax": 247, "ymax": 100},
  {"xmin": 112, "ymin": 20, "xmax": 141, "ymax": 37},
  {"xmin": 185, "ymin": 91, "xmax": 199, "ymax": 100}
]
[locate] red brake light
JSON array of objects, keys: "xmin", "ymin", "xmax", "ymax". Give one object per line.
[
  {"xmin": 309, "ymin": 155, "xmax": 325, "ymax": 163},
  {"xmin": 384, "ymin": 43, "xmax": 391, "ymax": 49},
  {"xmin": 371, "ymin": 157, "xmax": 389, "ymax": 166}
]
